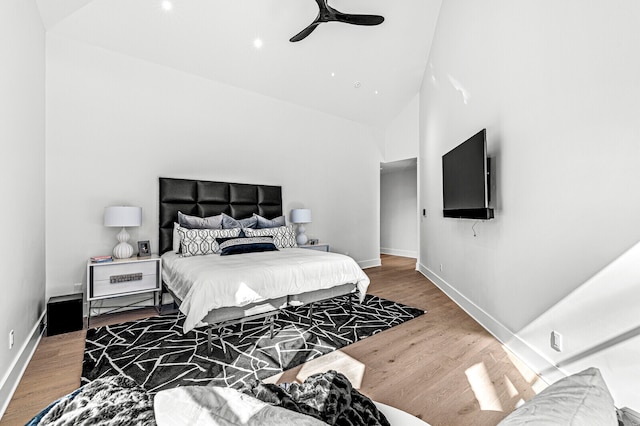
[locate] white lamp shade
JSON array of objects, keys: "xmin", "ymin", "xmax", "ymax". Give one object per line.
[
  {"xmin": 290, "ymin": 209, "xmax": 311, "ymax": 224},
  {"xmin": 104, "ymin": 206, "xmax": 142, "ymax": 227}
]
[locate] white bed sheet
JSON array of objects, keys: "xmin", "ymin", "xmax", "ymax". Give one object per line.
[{"xmin": 162, "ymin": 248, "xmax": 370, "ymax": 333}]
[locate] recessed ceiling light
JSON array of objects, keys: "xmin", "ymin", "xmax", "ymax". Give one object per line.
[
  {"xmin": 330, "ymin": 72, "xmax": 335, "ymax": 77},
  {"xmin": 374, "ymin": 90, "xmax": 379, "ymax": 95},
  {"xmin": 161, "ymin": 0, "xmax": 173, "ymax": 11},
  {"xmin": 354, "ymin": 81, "xmax": 361, "ymax": 88},
  {"xmin": 254, "ymin": 38, "xmax": 263, "ymax": 49}
]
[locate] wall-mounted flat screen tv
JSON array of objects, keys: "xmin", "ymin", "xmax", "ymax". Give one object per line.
[{"xmin": 442, "ymin": 128, "xmax": 494, "ymax": 219}]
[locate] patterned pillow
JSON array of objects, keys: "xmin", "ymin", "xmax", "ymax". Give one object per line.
[
  {"xmin": 254, "ymin": 214, "xmax": 286, "ymax": 229},
  {"xmin": 244, "ymin": 225, "xmax": 298, "ymax": 248},
  {"xmin": 177, "ymin": 227, "xmax": 241, "ymax": 257},
  {"xmin": 217, "ymin": 236, "xmax": 279, "ymax": 256}
]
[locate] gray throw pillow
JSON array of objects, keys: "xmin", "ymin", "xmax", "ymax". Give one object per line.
[
  {"xmin": 254, "ymin": 214, "xmax": 286, "ymax": 229},
  {"xmin": 178, "ymin": 211, "xmax": 223, "ymax": 229},
  {"xmin": 221, "ymin": 213, "xmax": 258, "ymax": 229}
]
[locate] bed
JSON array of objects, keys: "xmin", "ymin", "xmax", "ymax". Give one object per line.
[{"xmin": 158, "ymin": 177, "xmax": 370, "ymax": 347}]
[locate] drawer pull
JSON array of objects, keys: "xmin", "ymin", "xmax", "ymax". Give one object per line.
[{"xmin": 110, "ymin": 273, "xmax": 143, "ymax": 284}]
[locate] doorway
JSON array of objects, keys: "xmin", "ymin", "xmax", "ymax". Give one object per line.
[{"xmin": 380, "ymin": 158, "xmax": 418, "ymax": 260}]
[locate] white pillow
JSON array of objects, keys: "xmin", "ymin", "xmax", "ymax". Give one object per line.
[
  {"xmin": 243, "ymin": 225, "xmax": 297, "ymax": 248},
  {"xmin": 177, "ymin": 226, "xmax": 241, "ymax": 257},
  {"xmin": 172, "ymin": 222, "xmax": 180, "ymax": 252},
  {"xmin": 499, "ymin": 368, "xmax": 617, "ymax": 425},
  {"xmin": 154, "ymin": 386, "xmax": 325, "ymax": 426}
]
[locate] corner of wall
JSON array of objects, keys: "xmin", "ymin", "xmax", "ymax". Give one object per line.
[{"xmin": 359, "ymin": 258, "xmax": 382, "ymax": 269}]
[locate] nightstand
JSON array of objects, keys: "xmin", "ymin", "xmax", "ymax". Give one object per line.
[
  {"xmin": 299, "ymin": 243, "xmax": 330, "ymax": 252},
  {"xmin": 86, "ymin": 255, "xmax": 161, "ymax": 325}
]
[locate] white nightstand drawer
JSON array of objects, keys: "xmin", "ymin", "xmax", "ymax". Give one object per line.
[
  {"xmin": 91, "ymin": 273, "xmax": 158, "ymax": 299},
  {"xmin": 92, "ymin": 261, "xmax": 157, "ymax": 282},
  {"xmin": 88, "ymin": 258, "xmax": 160, "ymax": 300}
]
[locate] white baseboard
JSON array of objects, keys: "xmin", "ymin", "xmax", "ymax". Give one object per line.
[
  {"xmin": 380, "ymin": 248, "xmax": 417, "ymax": 259},
  {"xmin": 417, "ymin": 262, "xmax": 565, "ymax": 386},
  {"xmin": 0, "ymin": 310, "xmax": 46, "ymax": 420},
  {"xmin": 359, "ymin": 258, "xmax": 382, "ymax": 269}
]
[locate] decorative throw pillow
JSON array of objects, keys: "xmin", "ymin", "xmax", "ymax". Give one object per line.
[
  {"xmin": 254, "ymin": 214, "xmax": 286, "ymax": 229},
  {"xmin": 498, "ymin": 367, "xmax": 617, "ymax": 425},
  {"xmin": 177, "ymin": 227, "xmax": 241, "ymax": 257},
  {"xmin": 244, "ymin": 225, "xmax": 298, "ymax": 249},
  {"xmin": 178, "ymin": 211, "xmax": 223, "ymax": 229},
  {"xmin": 221, "ymin": 213, "xmax": 258, "ymax": 230},
  {"xmin": 217, "ymin": 236, "xmax": 279, "ymax": 256}
]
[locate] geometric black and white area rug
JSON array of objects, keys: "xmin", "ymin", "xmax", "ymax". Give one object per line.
[{"xmin": 82, "ymin": 294, "xmax": 424, "ymax": 394}]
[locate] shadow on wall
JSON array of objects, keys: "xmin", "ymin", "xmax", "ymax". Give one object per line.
[{"xmin": 514, "ymin": 240, "xmax": 640, "ymax": 408}]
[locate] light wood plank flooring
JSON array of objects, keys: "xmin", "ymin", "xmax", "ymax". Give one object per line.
[{"xmin": 1, "ymin": 255, "xmax": 541, "ymax": 425}]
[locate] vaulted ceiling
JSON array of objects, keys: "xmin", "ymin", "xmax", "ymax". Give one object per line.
[{"xmin": 36, "ymin": 0, "xmax": 442, "ymax": 125}]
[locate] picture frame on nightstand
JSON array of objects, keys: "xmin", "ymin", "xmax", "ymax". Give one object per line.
[
  {"xmin": 137, "ymin": 240, "xmax": 151, "ymax": 257},
  {"xmin": 308, "ymin": 239, "xmax": 319, "ymax": 245}
]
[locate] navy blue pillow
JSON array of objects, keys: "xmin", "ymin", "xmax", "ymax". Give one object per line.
[{"xmin": 216, "ymin": 236, "xmax": 279, "ymax": 256}]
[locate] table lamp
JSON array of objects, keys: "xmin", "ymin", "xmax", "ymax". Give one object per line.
[
  {"xmin": 290, "ymin": 208, "xmax": 311, "ymax": 245},
  {"xmin": 104, "ymin": 206, "xmax": 142, "ymax": 259}
]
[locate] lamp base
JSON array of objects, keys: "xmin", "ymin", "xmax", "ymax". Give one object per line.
[
  {"xmin": 112, "ymin": 227, "xmax": 134, "ymax": 259},
  {"xmin": 296, "ymin": 224, "xmax": 308, "ymax": 246},
  {"xmin": 113, "ymin": 242, "xmax": 134, "ymax": 259}
]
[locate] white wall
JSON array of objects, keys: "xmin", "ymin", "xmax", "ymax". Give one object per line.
[
  {"xmin": 380, "ymin": 165, "xmax": 418, "ymax": 258},
  {"xmin": 381, "ymin": 95, "xmax": 420, "ymax": 260},
  {"xmin": 45, "ymin": 34, "xmax": 382, "ymax": 300},
  {"xmin": 384, "ymin": 94, "xmax": 419, "ymax": 162},
  {"xmin": 0, "ymin": 0, "xmax": 46, "ymax": 415},
  {"xmin": 420, "ymin": 0, "xmax": 640, "ymax": 408}
]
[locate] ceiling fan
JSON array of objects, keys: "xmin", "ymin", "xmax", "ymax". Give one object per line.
[{"xmin": 290, "ymin": 0, "xmax": 385, "ymax": 42}]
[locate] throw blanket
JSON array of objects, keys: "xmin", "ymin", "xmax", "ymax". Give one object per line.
[
  {"xmin": 30, "ymin": 372, "xmax": 387, "ymax": 426},
  {"xmin": 239, "ymin": 370, "xmax": 390, "ymax": 426},
  {"xmin": 27, "ymin": 376, "xmax": 155, "ymax": 426}
]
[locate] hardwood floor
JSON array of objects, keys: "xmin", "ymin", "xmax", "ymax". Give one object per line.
[{"xmin": 1, "ymin": 255, "xmax": 542, "ymax": 426}]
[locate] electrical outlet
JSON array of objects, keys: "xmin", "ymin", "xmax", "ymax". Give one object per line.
[
  {"xmin": 439, "ymin": 264, "xmax": 443, "ymax": 272},
  {"xmin": 551, "ymin": 330, "xmax": 563, "ymax": 352},
  {"xmin": 9, "ymin": 330, "xmax": 14, "ymax": 350}
]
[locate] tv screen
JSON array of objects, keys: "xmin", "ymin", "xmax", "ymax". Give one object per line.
[{"xmin": 442, "ymin": 129, "xmax": 494, "ymax": 219}]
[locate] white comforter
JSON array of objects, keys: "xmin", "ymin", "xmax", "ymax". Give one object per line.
[{"xmin": 162, "ymin": 248, "xmax": 370, "ymax": 333}]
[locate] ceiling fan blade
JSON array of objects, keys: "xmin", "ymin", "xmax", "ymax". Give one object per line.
[
  {"xmin": 333, "ymin": 13, "xmax": 384, "ymax": 26},
  {"xmin": 290, "ymin": 22, "xmax": 320, "ymax": 42},
  {"xmin": 290, "ymin": 0, "xmax": 385, "ymax": 41}
]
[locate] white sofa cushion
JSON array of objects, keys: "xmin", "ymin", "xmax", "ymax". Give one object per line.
[{"xmin": 499, "ymin": 367, "xmax": 617, "ymax": 425}]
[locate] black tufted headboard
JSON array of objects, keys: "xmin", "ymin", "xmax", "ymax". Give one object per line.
[{"xmin": 159, "ymin": 177, "xmax": 283, "ymax": 255}]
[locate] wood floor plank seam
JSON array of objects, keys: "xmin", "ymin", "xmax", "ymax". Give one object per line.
[{"xmin": 1, "ymin": 255, "xmax": 541, "ymax": 426}]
